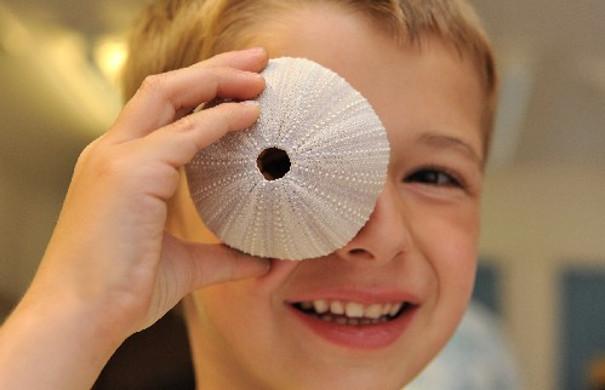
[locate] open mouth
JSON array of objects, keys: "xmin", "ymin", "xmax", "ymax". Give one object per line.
[{"xmin": 289, "ymin": 300, "xmax": 415, "ymax": 326}]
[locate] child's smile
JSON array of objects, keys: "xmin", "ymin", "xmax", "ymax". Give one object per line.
[{"xmin": 286, "ymin": 292, "xmax": 420, "ymax": 349}]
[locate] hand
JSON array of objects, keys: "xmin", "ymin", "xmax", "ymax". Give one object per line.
[
  {"xmin": 18, "ymin": 47, "xmax": 270, "ymax": 338},
  {"xmin": 0, "ymin": 48, "xmax": 272, "ymax": 390}
]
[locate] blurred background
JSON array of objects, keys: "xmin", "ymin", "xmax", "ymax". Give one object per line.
[{"xmin": 0, "ymin": 0, "xmax": 603, "ymax": 389}]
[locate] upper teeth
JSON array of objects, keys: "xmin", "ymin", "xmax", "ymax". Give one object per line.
[{"xmin": 298, "ymin": 300, "xmax": 405, "ymax": 319}]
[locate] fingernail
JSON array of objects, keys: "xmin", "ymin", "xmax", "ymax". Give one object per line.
[
  {"xmin": 244, "ymin": 46, "xmax": 266, "ymax": 56},
  {"xmin": 241, "ymin": 100, "xmax": 259, "ymax": 106},
  {"xmin": 245, "ymin": 71, "xmax": 264, "ymax": 81}
]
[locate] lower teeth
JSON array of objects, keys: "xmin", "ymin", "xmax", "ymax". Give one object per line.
[{"xmin": 318, "ymin": 314, "xmax": 390, "ymax": 325}]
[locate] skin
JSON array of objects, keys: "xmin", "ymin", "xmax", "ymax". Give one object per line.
[
  {"xmin": 0, "ymin": 4, "xmax": 486, "ymax": 390},
  {"xmin": 180, "ymin": 4, "xmax": 486, "ymax": 390}
]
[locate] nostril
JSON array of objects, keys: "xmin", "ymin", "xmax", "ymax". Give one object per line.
[{"xmin": 348, "ymin": 248, "xmax": 374, "ymax": 260}]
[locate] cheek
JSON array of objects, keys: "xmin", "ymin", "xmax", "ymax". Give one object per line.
[
  {"xmin": 197, "ymin": 279, "xmax": 274, "ymax": 329},
  {"xmin": 191, "ymin": 280, "xmax": 282, "ymax": 372},
  {"xmin": 409, "ymin": 204, "xmax": 479, "ymax": 365},
  {"xmin": 195, "ymin": 282, "xmax": 259, "ymax": 336},
  {"xmin": 193, "ymin": 259, "xmax": 299, "ymax": 341},
  {"xmin": 415, "ymin": 203, "xmax": 479, "ymax": 317},
  {"xmin": 435, "ymin": 226, "xmax": 478, "ymax": 297}
]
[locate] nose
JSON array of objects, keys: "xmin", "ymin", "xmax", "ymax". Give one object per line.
[{"xmin": 335, "ymin": 181, "xmax": 409, "ymax": 264}]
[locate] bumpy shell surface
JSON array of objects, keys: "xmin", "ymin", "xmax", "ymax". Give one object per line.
[{"xmin": 185, "ymin": 57, "xmax": 390, "ymax": 260}]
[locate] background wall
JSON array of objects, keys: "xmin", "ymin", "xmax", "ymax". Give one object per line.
[
  {"xmin": 480, "ymin": 164, "xmax": 605, "ymax": 389},
  {"xmin": 0, "ymin": 1, "xmax": 604, "ymax": 389}
]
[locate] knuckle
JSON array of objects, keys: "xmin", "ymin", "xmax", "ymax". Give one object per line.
[
  {"xmin": 94, "ymin": 152, "xmax": 131, "ymax": 181},
  {"xmin": 197, "ymin": 66, "xmax": 224, "ymax": 83},
  {"xmin": 74, "ymin": 136, "xmax": 106, "ymax": 171},
  {"xmin": 143, "ymin": 163, "xmax": 181, "ymax": 199},
  {"xmin": 76, "ymin": 142, "xmax": 95, "ymax": 166},
  {"xmin": 210, "ymin": 66, "xmax": 232, "ymax": 77},
  {"xmin": 222, "ymin": 103, "xmax": 250, "ymax": 130},
  {"xmin": 173, "ymin": 115, "xmax": 197, "ymax": 133},
  {"xmin": 212, "ymin": 67, "xmax": 244, "ymax": 85},
  {"xmin": 162, "ymin": 166, "xmax": 181, "ymax": 190},
  {"xmin": 139, "ymin": 73, "xmax": 166, "ymax": 96},
  {"xmin": 204, "ymin": 73, "xmax": 221, "ymax": 94}
]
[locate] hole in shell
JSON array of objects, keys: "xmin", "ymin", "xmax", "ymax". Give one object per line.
[{"xmin": 257, "ymin": 147, "xmax": 291, "ymax": 181}]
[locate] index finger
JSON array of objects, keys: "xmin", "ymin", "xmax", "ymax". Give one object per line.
[
  {"xmin": 108, "ymin": 47, "xmax": 268, "ymax": 143},
  {"xmin": 198, "ymin": 47, "xmax": 268, "ymax": 72}
]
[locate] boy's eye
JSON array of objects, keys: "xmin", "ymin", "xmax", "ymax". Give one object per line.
[{"xmin": 404, "ymin": 168, "xmax": 462, "ymax": 188}]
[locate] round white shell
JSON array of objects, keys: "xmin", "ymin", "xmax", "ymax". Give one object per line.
[{"xmin": 185, "ymin": 57, "xmax": 390, "ymax": 260}]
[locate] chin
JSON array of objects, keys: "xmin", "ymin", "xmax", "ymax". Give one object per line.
[
  {"xmin": 265, "ymin": 342, "xmax": 429, "ymax": 390},
  {"xmin": 251, "ymin": 363, "xmax": 404, "ymax": 390}
]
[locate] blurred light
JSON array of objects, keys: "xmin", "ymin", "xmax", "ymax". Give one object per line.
[
  {"xmin": 488, "ymin": 47, "xmax": 536, "ymax": 170},
  {"xmin": 0, "ymin": 4, "xmax": 31, "ymax": 56},
  {"xmin": 35, "ymin": 29, "xmax": 123, "ymax": 130},
  {"xmin": 0, "ymin": 3, "xmax": 124, "ymax": 135},
  {"xmin": 94, "ymin": 36, "xmax": 128, "ymax": 85}
]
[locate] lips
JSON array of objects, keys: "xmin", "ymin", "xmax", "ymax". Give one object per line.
[{"xmin": 285, "ymin": 290, "xmax": 420, "ymax": 349}]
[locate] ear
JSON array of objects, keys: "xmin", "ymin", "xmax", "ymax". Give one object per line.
[{"xmin": 166, "ymin": 168, "xmax": 220, "ymax": 244}]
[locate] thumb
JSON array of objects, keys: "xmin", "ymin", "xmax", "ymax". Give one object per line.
[
  {"xmin": 162, "ymin": 233, "xmax": 271, "ymax": 294},
  {"xmin": 140, "ymin": 235, "xmax": 271, "ymax": 331}
]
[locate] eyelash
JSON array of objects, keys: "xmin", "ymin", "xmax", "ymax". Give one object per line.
[{"xmin": 403, "ymin": 166, "xmax": 466, "ymax": 189}]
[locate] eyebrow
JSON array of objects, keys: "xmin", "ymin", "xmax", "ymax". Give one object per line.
[{"xmin": 417, "ymin": 133, "xmax": 483, "ymax": 166}]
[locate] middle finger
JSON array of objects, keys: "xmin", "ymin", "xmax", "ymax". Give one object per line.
[{"xmin": 110, "ymin": 66, "xmax": 265, "ymax": 142}]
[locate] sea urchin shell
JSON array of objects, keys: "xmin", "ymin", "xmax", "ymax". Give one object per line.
[{"xmin": 185, "ymin": 57, "xmax": 390, "ymax": 260}]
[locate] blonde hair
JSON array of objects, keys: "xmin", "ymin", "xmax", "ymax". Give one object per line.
[{"xmin": 122, "ymin": 0, "xmax": 498, "ymax": 153}]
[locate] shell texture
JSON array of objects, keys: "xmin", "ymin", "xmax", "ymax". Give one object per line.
[{"xmin": 185, "ymin": 57, "xmax": 390, "ymax": 260}]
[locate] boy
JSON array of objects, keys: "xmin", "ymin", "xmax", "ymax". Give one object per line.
[{"xmin": 0, "ymin": 0, "xmax": 497, "ymax": 388}]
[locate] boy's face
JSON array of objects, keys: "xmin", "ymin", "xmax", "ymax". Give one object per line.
[{"xmin": 184, "ymin": 5, "xmax": 485, "ymax": 389}]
